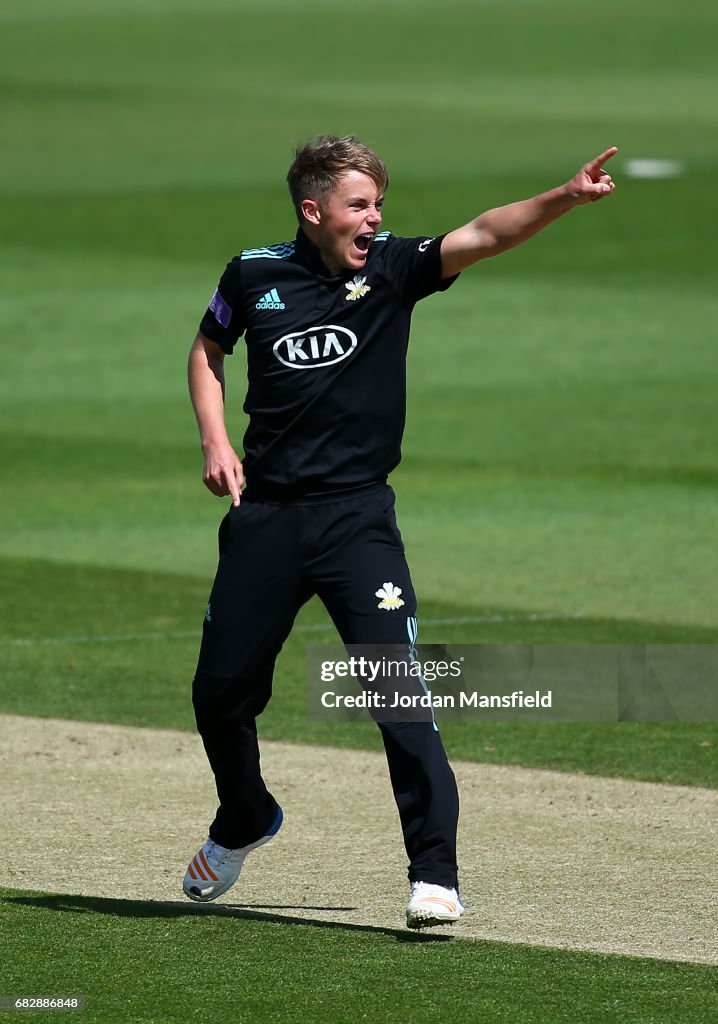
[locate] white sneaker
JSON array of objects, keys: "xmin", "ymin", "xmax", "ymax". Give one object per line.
[
  {"xmin": 183, "ymin": 806, "xmax": 283, "ymax": 903},
  {"xmin": 406, "ymin": 881, "xmax": 465, "ymax": 929}
]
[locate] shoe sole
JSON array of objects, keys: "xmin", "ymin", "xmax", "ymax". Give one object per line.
[
  {"xmin": 183, "ymin": 806, "xmax": 283, "ymax": 903},
  {"xmin": 405, "ymin": 917, "xmax": 462, "ymax": 933},
  {"xmin": 406, "ymin": 900, "xmax": 465, "ymax": 930}
]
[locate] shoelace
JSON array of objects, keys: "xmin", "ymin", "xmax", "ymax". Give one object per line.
[{"xmin": 204, "ymin": 840, "xmax": 233, "ymax": 868}]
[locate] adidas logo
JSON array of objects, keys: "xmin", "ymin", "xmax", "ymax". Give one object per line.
[{"xmin": 256, "ymin": 287, "xmax": 286, "ymax": 310}]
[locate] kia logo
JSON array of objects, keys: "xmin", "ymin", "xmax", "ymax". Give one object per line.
[{"xmin": 273, "ymin": 325, "xmax": 357, "ymax": 370}]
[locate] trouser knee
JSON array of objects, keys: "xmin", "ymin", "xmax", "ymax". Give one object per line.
[{"xmin": 192, "ymin": 670, "xmax": 272, "ymax": 733}]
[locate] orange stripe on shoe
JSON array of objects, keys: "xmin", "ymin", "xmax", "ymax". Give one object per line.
[
  {"xmin": 188, "ymin": 863, "xmax": 199, "ymax": 881},
  {"xmin": 192, "ymin": 856, "xmax": 208, "ymax": 882},
  {"xmin": 198, "ymin": 849, "xmax": 219, "ymax": 882},
  {"xmin": 421, "ymin": 897, "xmax": 457, "ymax": 911}
]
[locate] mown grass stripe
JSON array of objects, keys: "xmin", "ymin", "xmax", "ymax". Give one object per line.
[
  {"xmin": 0, "ymin": 612, "xmax": 582, "ymax": 647},
  {"xmin": 2, "ymin": 884, "xmax": 715, "ymax": 1024}
]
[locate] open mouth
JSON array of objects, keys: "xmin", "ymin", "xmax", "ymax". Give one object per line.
[{"xmin": 352, "ymin": 232, "xmax": 374, "ymax": 256}]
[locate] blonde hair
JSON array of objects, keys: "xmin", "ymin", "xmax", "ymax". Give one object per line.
[{"xmin": 287, "ymin": 135, "xmax": 389, "ymax": 222}]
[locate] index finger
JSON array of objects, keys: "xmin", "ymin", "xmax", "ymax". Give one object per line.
[
  {"xmin": 587, "ymin": 146, "xmax": 618, "ymax": 169},
  {"xmin": 223, "ymin": 467, "xmax": 241, "ymax": 507}
]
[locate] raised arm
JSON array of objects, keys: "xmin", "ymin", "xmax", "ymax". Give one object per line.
[
  {"xmin": 440, "ymin": 147, "xmax": 618, "ymax": 278},
  {"xmin": 188, "ymin": 331, "xmax": 244, "ymax": 506}
]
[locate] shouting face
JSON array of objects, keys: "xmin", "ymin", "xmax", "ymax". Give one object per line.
[{"xmin": 301, "ymin": 171, "xmax": 384, "ymax": 275}]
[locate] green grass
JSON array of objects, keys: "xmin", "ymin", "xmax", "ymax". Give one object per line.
[
  {"xmin": 1, "ymin": 556, "xmax": 716, "ymax": 787},
  {"xmin": 1, "ymin": 2, "xmax": 717, "ymax": 1020},
  {"xmin": 2, "ymin": 888, "xmax": 716, "ymax": 1024}
]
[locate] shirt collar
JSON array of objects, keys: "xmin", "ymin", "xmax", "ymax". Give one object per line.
[{"xmin": 295, "ymin": 228, "xmax": 353, "ymax": 280}]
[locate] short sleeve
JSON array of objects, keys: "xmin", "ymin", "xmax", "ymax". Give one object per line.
[
  {"xmin": 198, "ymin": 257, "xmax": 245, "ymax": 354},
  {"xmin": 378, "ymin": 233, "xmax": 459, "ymax": 304}
]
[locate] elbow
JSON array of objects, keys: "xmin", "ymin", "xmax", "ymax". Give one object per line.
[{"xmin": 192, "ymin": 332, "xmax": 226, "ymax": 367}]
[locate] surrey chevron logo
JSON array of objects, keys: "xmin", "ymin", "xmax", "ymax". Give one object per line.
[
  {"xmin": 345, "ymin": 275, "xmax": 371, "ymax": 302},
  {"xmin": 376, "ymin": 582, "xmax": 405, "ymax": 611},
  {"xmin": 273, "ymin": 324, "xmax": 357, "ymax": 370},
  {"xmin": 256, "ymin": 288, "xmax": 286, "ymax": 310}
]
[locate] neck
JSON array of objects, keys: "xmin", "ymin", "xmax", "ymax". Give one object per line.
[{"xmin": 300, "ymin": 225, "xmax": 342, "ymax": 275}]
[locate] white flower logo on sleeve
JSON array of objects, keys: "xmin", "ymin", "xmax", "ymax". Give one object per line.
[{"xmin": 375, "ymin": 582, "xmax": 405, "ymax": 611}]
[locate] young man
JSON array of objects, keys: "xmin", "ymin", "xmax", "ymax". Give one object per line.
[{"xmin": 184, "ymin": 136, "xmax": 616, "ymax": 928}]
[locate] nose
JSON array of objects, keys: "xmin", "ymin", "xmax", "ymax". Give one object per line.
[{"xmin": 367, "ymin": 204, "xmax": 382, "ymax": 226}]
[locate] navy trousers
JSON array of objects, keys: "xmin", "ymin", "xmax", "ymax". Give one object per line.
[{"xmin": 192, "ymin": 484, "xmax": 460, "ymax": 888}]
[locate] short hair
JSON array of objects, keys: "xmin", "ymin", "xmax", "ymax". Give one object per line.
[{"xmin": 287, "ymin": 135, "xmax": 389, "ymax": 222}]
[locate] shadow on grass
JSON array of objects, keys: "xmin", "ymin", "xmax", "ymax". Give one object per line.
[{"xmin": 2, "ymin": 891, "xmax": 452, "ymax": 944}]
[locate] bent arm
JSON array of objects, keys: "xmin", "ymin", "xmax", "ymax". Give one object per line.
[
  {"xmin": 188, "ymin": 331, "xmax": 244, "ymax": 506},
  {"xmin": 441, "ymin": 147, "xmax": 617, "ymax": 278}
]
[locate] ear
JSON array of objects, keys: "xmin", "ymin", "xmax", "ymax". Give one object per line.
[{"xmin": 300, "ymin": 197, "xmax": 321, "ymax": 227}]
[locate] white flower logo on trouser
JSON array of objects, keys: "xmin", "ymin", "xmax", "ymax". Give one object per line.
[{"xmin": 376, "ymin": 582, "xmax": 405, "ymax": 611}]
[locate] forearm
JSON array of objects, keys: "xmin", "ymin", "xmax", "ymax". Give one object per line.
[
  {"xmin": 188, "ymin": 333, "xmax": 244, "ymax": 504},
  {"xmin": 440, "ymin": 147, "xmax": 617, "ymax": 277},
  {"xmin": 473, "ymin": 184, "xmax": 578, "ymax": 257},
  {"xmin": 188, "ymin": 334, "xmax": 231, "ymax": 452}
]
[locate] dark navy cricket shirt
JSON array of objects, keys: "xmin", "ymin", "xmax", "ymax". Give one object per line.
[{"xmin": 198, "ymin": 228, "xmax": 458, "ymax": 497}]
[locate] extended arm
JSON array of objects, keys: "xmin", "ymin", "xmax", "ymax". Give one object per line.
[
  {"xmin": 188, "ymin": 331, "xmax": 244, "ymax": 506},
  {"xmin": 441, "ymin": 147, "xmax": 617, "ymax": 278}
]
